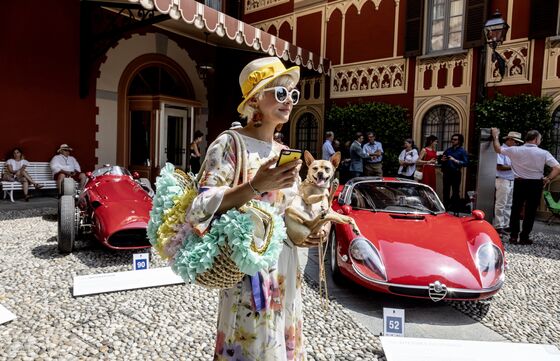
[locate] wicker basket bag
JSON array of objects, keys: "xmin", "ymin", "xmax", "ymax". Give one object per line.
[{"xmin": 148, "ymin": 130, "xmax": 285, "ymax": 289}]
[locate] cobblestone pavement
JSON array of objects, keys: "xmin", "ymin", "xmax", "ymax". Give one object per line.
[
  {"xmin": 0, "ymin": 208, "xmax": 382, "ymax": 361},
  {"xmin": 0, "ymin": 208, "xmax": 558, "ymax": 360}
]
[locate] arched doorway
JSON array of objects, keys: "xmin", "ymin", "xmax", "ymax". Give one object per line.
[
  {"xmin": 294, "ymin": 113, "xmax": 319, "ymax": 157},
  {"xmin": 118, "ymin": 54, "xmax": 201, "ymax": 181},
  {"xmin": 421, "ymin": 104, "xmax": 460, "ymax": 151}
]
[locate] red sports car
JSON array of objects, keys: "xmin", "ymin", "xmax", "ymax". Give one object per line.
[
  {"xmin": 330, "ymin": 177, "xmax": 505, "ymax": 301},
  {"xmin": 57, "ymin": 165, "xmax": 153, "ymax": 253}
]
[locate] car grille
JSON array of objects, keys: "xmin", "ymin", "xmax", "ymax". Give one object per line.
[
  {"xmin": 388, "ymin": 286, "xmax": 481, "ymax": 300},
  {"xmin": 108, "ymin": 229, "xmax": 151, "ymax": 248}
]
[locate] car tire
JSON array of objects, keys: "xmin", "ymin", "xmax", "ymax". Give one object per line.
[
  {"xmin": 58, "ymin": 195, "xmax": 75, "ymax": 253},
  {"xmin": 329, "ymin": 228, "xmax": 345, "ymax": 284},
  {"xmin": 62, "ymin": 178, "xmax": 76, "ymax": 196}
]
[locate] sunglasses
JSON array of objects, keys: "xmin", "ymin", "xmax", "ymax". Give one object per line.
[{"xmin": 263, "ymin": 86, "xmax": 300, "ymax": 105}]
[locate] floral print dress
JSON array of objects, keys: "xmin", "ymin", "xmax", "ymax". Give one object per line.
[{"xmin": 188, "ymin": 132, "xmax": 306, "ymax": 361}]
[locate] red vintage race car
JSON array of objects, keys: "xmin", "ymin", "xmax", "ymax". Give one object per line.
[
  {"xmin": 330, "ymin": 177, "xmax": 505, "ymax": 302},
  {"xmin": 57, "ymin": 165, "xmax": 154, "ymax": 253}
]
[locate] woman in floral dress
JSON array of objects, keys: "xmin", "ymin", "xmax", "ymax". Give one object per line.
[{"xmin": 188, "ymin": 57, "xmax": 324, "ymax": 360}]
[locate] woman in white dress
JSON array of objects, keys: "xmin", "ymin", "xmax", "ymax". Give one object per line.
[
  {"xmin": 2, "ymin": 147, "xmax": 43, "ymax": 201},
  {"xmin": 188, "ymin": 57, "xmax": 325, "ymax": 360}
]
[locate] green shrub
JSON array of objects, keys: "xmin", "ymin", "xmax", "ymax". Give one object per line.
[
  {"xmin": 326, "ymin": 102, "xmax": 411, "ymax": 176},
  {"xmin": 475, "ymin": 93, "xmax": 553, "ymax": 150}
]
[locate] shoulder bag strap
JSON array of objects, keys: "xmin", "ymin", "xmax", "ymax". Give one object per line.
[{"xmin": 196, "ymin": 129, "xmax": 248, "ymax": 186}]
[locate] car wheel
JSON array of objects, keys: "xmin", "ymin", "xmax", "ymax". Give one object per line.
[
  {"xmin": 58, "ymin": 195, "xmax": 75, "ymax": 253},
  {"xmin": 62, "ymin": 178, "xmax": 76, "ymax": 196},
  {"xmin": 329, "ymin": 228, "xmax": 345, "ymax": 284}
]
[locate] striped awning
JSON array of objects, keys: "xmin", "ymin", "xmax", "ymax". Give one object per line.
[{"xmin": 129, "ymin": 0, "xmax": 328, "ymax": 73}]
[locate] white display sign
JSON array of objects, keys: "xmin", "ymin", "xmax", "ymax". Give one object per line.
[
  {"xmin": 0, "ymin": 304, "xmax": 16, "ymax": 324},
  {"xmin": 133, "ymin": 252, "xmax": 150, "ymax": 270},
  {"xmin": 73, "ymin": 267, "xmax": 184, "ymax": 297},
  {"xmin": 383, "ymin": 307, "xmax": 405, "ymax": 337},
  {"xmin": 380, "ymin": 337, "xmax": 560, "ymax": 361}
]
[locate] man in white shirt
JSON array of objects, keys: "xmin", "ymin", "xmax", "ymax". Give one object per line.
[
  {"xmin": 50, "ymin": 144, "xmax": 87, "ymax": 194},
  {"xmin": 322, "ymin": 131, "xmax": 335, "ymax": 160},
  {"xmin": 493, "ymin": 131, "xmax": 522, "ymax": 235},
  {"xmin": 492, "ymin": 128, "xmax": 560, "ymax": 244}
]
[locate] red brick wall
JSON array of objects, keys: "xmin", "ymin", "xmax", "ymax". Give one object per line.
[{"xmin": 296, "ymin": 12, "xmax": 322, "ymax": 55}]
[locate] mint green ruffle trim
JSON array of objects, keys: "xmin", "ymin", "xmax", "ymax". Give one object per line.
[
  {"xmin": 147, "ymin": 163, "xmax": 184, "ymax": 246},
  {"xmin": 171, "ymin": 200, "xmax": 286, "ymax": 284}
]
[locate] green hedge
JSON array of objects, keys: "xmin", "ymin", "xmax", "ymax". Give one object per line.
[
  {"xmin": 475, "ymin": 93, "xmax": 553, "ymax": 150},
  {"xmin": 326, "ymin": 102, "xmax": 411, "ymax": 175}
]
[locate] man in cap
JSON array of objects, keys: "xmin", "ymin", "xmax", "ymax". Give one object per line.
[
  {"xmin": 494, "ymin": 131, "xmax": 523, "ymax": 235},
  {"xmin": 50, "ymin": 144, "xmax": 87, "ymax": 194},
  {"xmin": 491, "ymin": 128, "xmax": 560, "ymax": 244}
]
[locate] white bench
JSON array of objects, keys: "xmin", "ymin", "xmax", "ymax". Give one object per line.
[{"xmin": 0, "ymin": 161, "xmax": 58, "ymax": 202}]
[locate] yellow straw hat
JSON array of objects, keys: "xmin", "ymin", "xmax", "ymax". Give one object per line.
[{"xmin": 237, "ymin": 57, "xmax": 300, "ymax": 114}]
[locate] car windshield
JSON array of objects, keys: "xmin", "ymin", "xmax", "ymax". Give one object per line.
[
  {"xmin": 92, "ymin": 165, "xmax": 131, "ymax": 177},
  {"xmin": 349, "ymin": 181, "xmax": 445, "ymax": 214}
]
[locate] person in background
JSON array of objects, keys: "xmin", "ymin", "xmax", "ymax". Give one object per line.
[
  {"xmin": 417, "ymin": 135, "xmax": 438, "ymax": 190},
  {"xmin": 362, "ymin": 132, "xmax": 383, "ymax": 177},
  {"xmin": 441, "ymin": 134, "xmax": 468, "ymax": 212},
  {"xmin": 397, "ymin": 138, "xmax": 419, "ymax": 180},
  {"xmin": 322, "ymin": 131, "xmax": 335, "ymax": 160},
  {"xmin": 491, "ymin": 128, "xmax": 560, "ymax": 245},
  {"xmin": 273, "ymin": 131, "xmax": 284, "ymax": 145},
  {"xmin": 349, "ymin": 132, "xmax": 371, "ymax": 178},
  {"xmin": 493, "ymin": 131, "xmax": 523, "ymax": 235},
  {"xmin": 2, "ymin": 147, "xmax": 43, "ymax": 201},
  {"xmin": 189, "ymin": 130, "xmax": 204, "ymax": 174},
  {"xmin": 50, "ymin": 144, "xmax": 86, "ymax": 194}
]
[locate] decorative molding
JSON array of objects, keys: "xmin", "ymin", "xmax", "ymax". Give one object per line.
[
  {"xmin": 415, "ymin": 50, "xmax": 472, "ymax": 96},
  {"xmin": 330, "ymin": 58, "xmax": 407, "ymax": 98},
  {"xmin": 255, "ymin": 17, "xmax": 294, "ymax": 35},
  {"xmin": 486, "ymin": 40, "xmax": 533, "ymax": 86},
  {"xmin": 298, "ymin": 76, "xmax": 324, "ymax": 105},
  {"xmin": 245, "ymin": 0, "xmax": 290, "ymax": 14},
  {"xmin": 542, "ymin": 37, "xmax": 560, "ymax": 90}
]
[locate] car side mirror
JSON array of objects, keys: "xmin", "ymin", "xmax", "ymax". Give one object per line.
[
  {"xmin": 86, "ymin": 171, "xmax": 94, "ymax": 179},
  {"xmin": 472, "ymin": 210, "xmax": 485, "ymax": 220},
  {"xmin": 341, "ymin": 205, "xmax": 352, "ymax": 215},
  {"xmin": 132, "ymin": 171, "xmax": 140, "ymax": 179}
]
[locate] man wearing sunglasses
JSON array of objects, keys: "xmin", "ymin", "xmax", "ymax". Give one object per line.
[{"xmin": 441, "ymin": 134, "xmax": 468, "ymax": 212}]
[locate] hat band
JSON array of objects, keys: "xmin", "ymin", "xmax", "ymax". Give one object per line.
[{"xmin": 241, "ymin": 63, "xmax": 285, "ymax": 98}]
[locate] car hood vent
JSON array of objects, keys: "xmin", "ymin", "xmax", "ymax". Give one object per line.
[{"xmin": 389, "ymin": 214, "xmax": 426, "ymax": 220}]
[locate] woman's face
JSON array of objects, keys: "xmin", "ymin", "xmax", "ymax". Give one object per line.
[
  {"xmin": 13, "ymin": 149, "xmax": 21, "ymax": 159},
  {"xmin": 404, "ymin": 141, "xmax": 412, "ymax": 149},
  {"xmin": 258, "ymin": 87, "xmax": 295, "ymax": 125}
]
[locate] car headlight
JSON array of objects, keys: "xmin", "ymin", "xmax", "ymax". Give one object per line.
[
  {"xmin": 475, "ymin": 243, "xmax": 504, "ymax": 287},
  {"xmin": 349, "ymin": 237, "xmax": 387, "ymax": 281}
]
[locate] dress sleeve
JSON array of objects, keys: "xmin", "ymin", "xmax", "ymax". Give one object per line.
[{"xmin": 188, "ymin": 133, "xmax": 237, "ymax": 235}]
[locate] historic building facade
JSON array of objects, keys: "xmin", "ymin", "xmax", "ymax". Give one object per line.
[{"xmin": 243, "ymin": 0, "xmax": 560, "ymax": 195}]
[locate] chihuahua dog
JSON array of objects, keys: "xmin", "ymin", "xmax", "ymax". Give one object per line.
[{"xmin": 285, "ymin": 150, "xmax": 360, "ymax": 245}]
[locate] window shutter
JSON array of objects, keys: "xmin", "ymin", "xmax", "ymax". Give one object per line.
[
  {"xmin": 529, "ymin": 0, "xmax": 559, "ymax": 39},
  {"xmin": 404, "ymin": 0, "xmax": 424, "ymax": 57},
  {"xmin": 463, "ymin": 0, "xmax": 487, "ymax": 49}
]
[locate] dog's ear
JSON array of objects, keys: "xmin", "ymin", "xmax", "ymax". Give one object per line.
[
  {"xmin": 330, "ymin": 151, "xmax": 342, "ymax": 169},
  {"xmin": 304, "ymin": 150, "xmax": 315, "ymax": 166}
]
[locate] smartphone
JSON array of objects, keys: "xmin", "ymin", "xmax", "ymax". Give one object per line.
[{"xmin": 276, "ymin": 149, "xmax": 302, "ymax": 167}]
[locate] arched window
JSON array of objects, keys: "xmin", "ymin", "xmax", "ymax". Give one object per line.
[
  {"xmin": 422, "ymin": 105, "xmax": 460, "ymax": 151},
  {"xmin": 129, "ymin": 65, "xmax": 193, "ymax": 98},
  {"xmin": 295, "ymin": 113, "xmax": 318, "ymax": 157},
  {"xmin": 552, "ymin": 106, "xmax": 560, "ymax": 159}
]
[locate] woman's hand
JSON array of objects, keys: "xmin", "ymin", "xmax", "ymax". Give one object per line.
[{"xmin": 251, "ymin": 157, "xmax": 302, "ymax": 193}]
